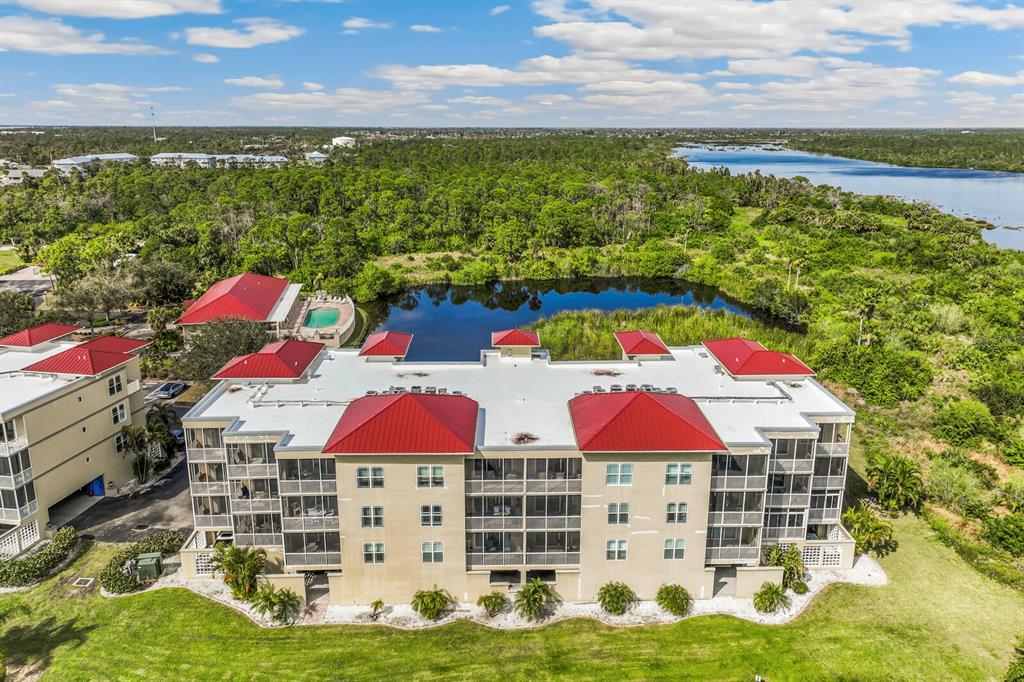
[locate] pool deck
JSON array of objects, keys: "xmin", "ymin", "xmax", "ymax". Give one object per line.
[{"xmin": 293, "ymin": 294, "xmax": 356, "ymax": 347}]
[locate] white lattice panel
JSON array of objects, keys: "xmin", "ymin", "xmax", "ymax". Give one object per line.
[
  {"xmin": 194, "ymin": 550, "xmax": 214, "ymax": 576},
  {"xmin": 17, "ymin": 521, "xmax": 39, "ymax": 548},
  {"xmin": 0, "ymin": 531, "xmax": 20, "ymax": 559}
]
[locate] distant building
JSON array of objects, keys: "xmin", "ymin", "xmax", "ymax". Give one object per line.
[
  {"xmin": 176, "ymin": 273, "xmax": 303, "ymax": 336},
  {"xmin": 52, "ymin": 153, "xmax": 138, "ymax": 172},
  {"xmin": 150, "ymin": 153, "xmax": 216, "ymax": 169},
  {"xmin": 304, "ymin": 151, "xmax": 329, "ymax": 166},
  {"xmin": 2, "ymin": 168, "xmax": 46, "ymax": 186},
  {"xmin": 212, "ymin": 154, "xmax": 288, "ymax": 168},
  {"xmin": 331, "ymin": 136, "xmax": 356, "ymax": 148}
]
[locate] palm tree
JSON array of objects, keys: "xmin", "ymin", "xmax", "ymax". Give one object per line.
[
  {"xmin": 210, "ymin": 544, "xmax": 266, "ymax": 600},
  {"xmin": 867, "ymin": 453, "xmax": 923, "ymax": 512},
  {"xmin": 764, "ymin": 544, "xmax": 808, "ymax": 589},
  {"xmin": 753, "ymin": 581, "xmax": 790, "ymax": 614},
  {"xmin": 842, "ymin": 502, "xmax": 896, "ymax": 554},
  {"xmin": 120, "ymin": 424, "xmax": 152, "ymax": 483}
]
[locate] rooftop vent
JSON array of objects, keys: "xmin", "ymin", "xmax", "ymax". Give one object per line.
[
  {"xmin": 610, "ymin": 384, "xmax": 623, "ymax": 392},
  {"xmin": 512, "ymin": 432, "xmax": 540, "ymax": 445},
  {"xmin": 593, "ymin": 369, "xmax": 622, "ymax": 377}
]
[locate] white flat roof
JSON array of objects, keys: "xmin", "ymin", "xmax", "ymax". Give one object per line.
[
  {"xmin": 185, "ymin": 345, "xmax": 854, "ymax": 452},
  {"xmin": 266, "ymin": 283, "xmax": 303, "ymax": 323},
  {"xmin": 0, "ymin": 341, "xmax": 84, "ymax": 416}
]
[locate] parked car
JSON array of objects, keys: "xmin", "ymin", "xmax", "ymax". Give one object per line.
[
  {"xmin": 169, "ymin": 426, "xmax": 185, "ymax": 444},
  {"xmin": 153, "ymin": 382, "xmax": 187, "ymax": 399}
]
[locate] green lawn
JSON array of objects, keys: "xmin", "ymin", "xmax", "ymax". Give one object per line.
[
  {"xmin": 1, "ymin": 514, "xmax": 1021, "ymax": 681},
  {"xmin": 0, "ymin": 250, "xmax": 23, "ymax": 274}
]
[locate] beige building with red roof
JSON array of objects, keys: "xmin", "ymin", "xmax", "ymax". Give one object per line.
[
  {"xmin": 177, "ymin": 273, "xmax": 303, "ymax": 337},
  {"xmin": 180, "ymin": 329, "xmax": 856, "ymax": 606},
  {"xmin": 0, "ymin": 324, "xmax": 147, "ymax": 556}
]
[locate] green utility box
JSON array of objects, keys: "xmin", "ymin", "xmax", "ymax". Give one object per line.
[{"xmin": 136, "ymin": 552, "xmax": 163, "ymax": 580}]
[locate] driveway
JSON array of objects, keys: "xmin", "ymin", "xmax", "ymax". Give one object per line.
[{"xmin": 70, "ymin": 458, "xmax": 193, "ymax": 542}]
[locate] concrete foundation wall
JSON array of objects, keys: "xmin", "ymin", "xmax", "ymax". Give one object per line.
[
  {"xmin": 262, "ymin": 573, "xmax": 307, "ymax": 603},
  {"xmin": 735, "ymin": 566, "xmax": 784, "ymax": 599}
]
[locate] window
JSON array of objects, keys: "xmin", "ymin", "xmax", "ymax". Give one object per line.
[
  {"xmin": 663, "ymin": 539, "xmax": 685, "ymax": 559},
  {"xmin": 107, "ymin": 374, "xmax": 123, "ymax": 396},
  {"xmin": 605, "ymin": 463, "xmax": 633, "ymax": 486},
  {"xmin": 666, "ymin": 502, "xmax": 688, "ymax": 523},
  {"xmin": 607, "ymin": 502, "xmax": 629, "ymax": 524},
  {"xmin": 416, "ymin": 465, "xmax": 444, "ymax": 488},
  {"xmin": 421, "ymin": 504, "xmax": 442, "ymax": 526},
  {"xmin": 665, "ymin": 463, "xmax": 692, "ymax": 485},
  {"xmin": 421, "ymin": 541, "xmax": 443, "ymax": 563},
  {"xmin": 15, "ymin": 481, "xmax": 36, "ymax": 509},
  {"xmin": 810, "ymin": 489, "xmax": 842, "ymax": 510},
  {"xmin": 360, "ymin": 506, "xmax": 383, "ymax": 528},
  {"xmin": 114, "ymin": 433, "xmax": 129, "ymax": 454},
  {"xmin": 111, "ymin": 403, "xmax": 126, "ymax": 425},
  {"xmin": 363, "ymin": 542, "xmax": 385, "ymax": 564},
  {"xmin": 605, "ymin": 539, "xmax": 627, "ymax": 560},
  {"xmin": 356, "ymin": 466, "xmax": 384, "ymax": 488}
]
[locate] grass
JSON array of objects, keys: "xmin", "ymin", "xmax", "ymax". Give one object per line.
[
  {"xmin": 0, "ymin": 515, "xmax": 1021, "ymax": 680},
  {"xmin": 0, "ymin": 250, "xmax": 24, "ymax": 275}
]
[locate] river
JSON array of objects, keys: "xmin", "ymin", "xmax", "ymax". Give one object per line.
[
  {"xmin": 364, "ymin": 278, "xmax": 754, "ymax": 361},
  {"xmin": 679, "ymin": 145, "xmax": 1024, "ymax": 250}
]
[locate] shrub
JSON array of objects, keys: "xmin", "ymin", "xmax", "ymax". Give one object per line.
[
  {"xmin": 1005, "ymin": 636, "xmax": 1024, "ymax": 682},
  {"xmin": 983, "ymin": 514, "xmax": 1024, "ymax": 557},
  {"xmin": 0, "ymin": 526, "xmax": 79, "ymax": 587},
  {"xmin": 1001, "ymin": 474, "xmax": 1024, "ymax": 513},
  {"xmin": 251, "ymin": 584, "xmax": 303, "ymax": 625},
  {"xmin": 596, "ymin": 581, "xmax": 638, "ymax": 616},
  {"xmin": 925, "ymin": 459, "xmax": 992, "ymax": 518},
  {"xmin": 842, "ymin": 502, "xmax": 895, "ymax": 555},
  {"xmin": 476, "ymin": 591, "xmax": 508, "ymax": 617},
  {"xmin": 370, "ymin": 599, "xmax": 385, "ymax": 621},
  {"xmin": 763, "ymin": 545, "xmax": 807, "ymax": 590},
  {"xmin": 932, "ymin": 448, "xmax": 999, "ymax": 488},
  {"xmin": 753, "ymin": 582, "xmax": 790, "ymax": 614},
  {"xmin": 812, "ymin": 340, "xmax": 932, "ymax": 408},
  {"xmin": 514, "ymin": 578, "xmax": 559, "ymax": 621},
  {"xmin": 934, "ymin": 399, "xmax": 994, "ymax": 446},
  {"xmin": 867, "ymin": 453, "xmax": 923, "ymax": 512},
  {"xmin": 411, "ymin": 587, "xmax": 454, "ymax": 620},
  {"xmin": 792, "ymin": 580, "xmax": 809, "ymax": 595},
  {"xmin": 99, "ymin": 530, "xmax": 185, "ymax": 594},
  {"xmin": 211, "ymin": 544, "xmax": 266, "ymax": 601},
  {"xmin": 655, "ymin": 584, "xmax": 692, "ymax": 617}
]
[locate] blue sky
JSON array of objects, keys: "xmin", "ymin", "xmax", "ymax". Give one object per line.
[{"xmin": 0, "ymin": 0, "xmax": 1022, "ymax": 127}]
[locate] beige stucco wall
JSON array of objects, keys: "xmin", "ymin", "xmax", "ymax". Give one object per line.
[
  {"xmin": 262, "ymin": 573, "xmax": 307, "ymax": 603},
  {"xmin": 735, "ymin": 566, "xmax": 784, "ymax": 598}
]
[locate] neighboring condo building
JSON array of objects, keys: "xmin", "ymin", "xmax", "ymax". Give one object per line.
[
  {"xmin": 0, "ymin": 324, "xmax": 148, "ymax": 557},
  {"xmin": 180, "ymin": 331, "xmax": 855, "ymax": 604},
  {"xmin": 176, "ymin": 273, "xmax": 304, "ymax": 337},
  {"xmin": 52, "ymin": 153, "xmax": 138, "ymax": 172}
]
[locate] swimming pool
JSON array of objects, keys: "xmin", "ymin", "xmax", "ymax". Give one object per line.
[{"xmin": 303, "ymin": 307, "xmax": 340, "ymax": 328}]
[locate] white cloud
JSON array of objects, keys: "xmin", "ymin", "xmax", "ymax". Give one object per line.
[
  {"xmin": 230, "ymin": 87, "xmax": 428, "ymax": 114},
  {"xmin": 342, "ymin": 17, "xmax": 391, "ymax": 31},
  {"xmin": 0, "ymin": 15, "xmax": 167, "ymax": 54},
  {"xmin": 192, "ymin": 52, "xmax": 218, "ymax": 63},
  {"xmin": 302, "ymin": 81, "xmax": 324, "ymax": 91},
  {"xmin": 448, "ymin": 95, "xmax": 511, "ymax": 106},
  {"xmin": 946, "ymin": 90, "xmax": 999, "ymax": 111},
  {"xmin": 410, "ymin": 24, "xmax": 442, "ymax": 33},
  {"xmin": 714, "ymin": 82, "xmax": 752, "ymax": 90},
  {"xmin": 224, "ymin": 75, "xmax": 284, "ymax": 88},
  {"xmin": 489, "ymin": 5, "xmax": 510, "ymax": 15},
  {"xmin": 185, "ymin": 17, "xmax": 304, "ymax": 48},
  {"xmin": 5, "ymin": 0, "xmax": 221, "ymax": 18},
  {"xmin": 11, "ymin": 82, "xmax": 186, "ymax": 123},
  {"xmin": 948, "ymin": 70, "xmax": 1024, "ymax": 87}
]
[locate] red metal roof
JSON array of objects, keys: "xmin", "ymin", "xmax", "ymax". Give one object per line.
[
  {"xmin": 614, "ymin": 330, "xmax": 671, "ymax": 356},
  {"xmin": 0, "ymin": 323, "xmax": 79, "ymax": 348},
  {"xmin": 323, "ymin": 393, "xmax": 478, "ymax": 454},
  {"xmin": 21, "ymin": 347, "xmax": 133, "ymax": 376},
  {"xmin": 77, "ymin": 336, "xmax": 150, "ymax": 354},
  {"xmin": 213, "ymin": 339, "xmax": 324, "ymax": 379},
  {"xmin": 568, "ymin": 391, "xmax": 726, "ymax": 452},
  {"xmin": 491, "ymin": 329, "xmax": 541, "ymax": 347},
  {"xmin": 703, "ymin": 338, "xmax": 815, "ymax": 377},
  {"xmin": 177, "ymin": 273, "xmax": 289, "ymax": 325},
  {"xmin": 359, "ymin": 331, "xmax": 413, "ymax": 357}
]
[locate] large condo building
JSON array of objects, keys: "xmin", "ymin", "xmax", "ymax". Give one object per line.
[
  {"xmin": 180, "ymin": 330, "xmax": 855, "ymax": 603},
  {"xmin": 0, "ymin": 324, "xmax": 148, "ymax": 558}
]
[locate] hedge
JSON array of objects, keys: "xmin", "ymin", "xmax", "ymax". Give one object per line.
[
  {"xmin": 0, "ymin": 526, "xmax": 79, "ymax": 587},
  {"xmin": 99, "ymin": 530, "xmax": 185, "ymax": 594}
]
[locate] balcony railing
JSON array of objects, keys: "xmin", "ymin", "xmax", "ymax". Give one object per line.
[
  {"xmin": 230, "ymin": 497, "xmax": 281, "ymax": 514},
  {"xmin": 525, "ymin": 515, "xmax": 581, "ymax": 530},
  {"xmin": 808, "ymin": 507, "xmax": 842, "ymax": 523},
  {"xmin": 190, "ymin": 481, "xmax": 229, "ymax": 495},
  {"xmin": 705, "ymin": 546, "xmax": 760, "ymax": 562},
  {"xmin": 227, "ymin": 463, "xmax": 277, "ymax": 479},
  {"xmin": 466, "ymin": 552, "xmax": 524, "ymax": 567},
  {"xmin": 525, "ymin": 479, "xmax": 582, "ymax": 494},
  {"xmin": 765, "ymin": 492, "xmax": 811, "ymax": 507},
  {"xmin": 815, "ymin": 442, "xmax": 850, "ymax": 456},
  {"xmin": 811, "ymin": 474, "xmax": 846, "ymax": 490},
  {"xmin": 285, "ymin": 552, "xmax": 341, "ymax": 567},
  {"xmin": 769, "ymin": 458, "xmax": 814, "ymax": 474},
  {"xmin": 0, "ymin": 468, "xmax": 32, "ymax": 490},
  {"xmin": 763, "ymin": 526, "xmax": 807, "ymax": 541},
  {"xmin": 465, "ymin": 480, "xmax": 525, "ymax": 494},
  {"xmin": 526, "ymin": 551, "xmax": 579, "ymax": 565},
  {"xmin": 187, "ymin": 447, "xmax": 226, "ymax": 462},
  {"xmin": 279, "ymin": 479, "xmax": 338, "ymax": 495},
  {"xmin": 124, "ymin": 379, "xmax": 142, "ymax": 396},
  {"xmin": 0, "ymin": 508, "xmax": 20, "ymax": 522},
  {"xmin": 707, "ymin": 510, "xmax": 764, "ymax": 526},
  {"xmin": 466, "ymin": 516, "xmax": 524, "ymax": 531},
  {"xmin": 710, "ymin": 474, "xmax": 768, "ymax": 491},
  {"xmin": 235, "ymin": 533, "xmax": 282, "ymax": 547},
  {"xmin": 194, "ymin": 514, "xmax": 232, "ymax": 528},
  {"xmin": 0, "ymin": 436, "xmax": 28, "ymax": 457},
  {"xmin": 282, "ymin": 516, "xmax": 340, "ymax": 531}
]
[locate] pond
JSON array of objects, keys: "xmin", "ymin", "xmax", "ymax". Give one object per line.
[
  {"xmin": 363, "ymin": 278, "xmax": 755, "ymax": 361},
  {"xmin": 678, "ymin": 144, "xmax": 1024, "ymax": 250}
]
